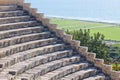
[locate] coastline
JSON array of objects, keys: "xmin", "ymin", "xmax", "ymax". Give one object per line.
[
  {"xmin": 49, "ymin": 16, "xmax": 120, "ymax": 41},
  {"xmin": 47, "ymin": 16, "xmax": 120, "ymax": 26}
]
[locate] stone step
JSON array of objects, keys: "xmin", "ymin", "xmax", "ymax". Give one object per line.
[
  {"xmin": 0, "ymin": 44, "xmax": 65, "ymax": 70},
  {"xmin": 0, "ymin": 74, "xmax": 11, "ymax": 80},
  {"xmin": 0, "ymin": 10, "xmax": 26, "ymax": 18},
  {"xmin": 0, "ymin": 21, "xmax": 39, "ymax": 31},
  {"xmin": 0, "ymin": 5, "xmax": 17, "ymax": 11},
  {"xmin": 16, "ymin": 56, "xmax": 81, "ymax": 80},
  {"xmin": 60, "ymin": 67, "xmax": 98, "ymax": 80},
  {"xmin": 0, "ymin": 32, "xmax": 50, "ymax": 48},
  {"xmin": 0, "ymin": 16, "xmax": 34, "ymax": 24},
  {"xmin": 0, "ymin": 38, "xmax": 57, "ymax": 58},
  {"xmin": 0, "ymin": 27, "xmax": 43, "ymax": 39},
  {"xmin": 38, "ymin": 62, "xmax": 89, "ymax": 80},
  {"xmin": 83, "ymin": 73, "xmax": 106, "ymax": 80},
  {"xmin": 5, "ymin": 50, "xmax": 73, "ymax": 76}
]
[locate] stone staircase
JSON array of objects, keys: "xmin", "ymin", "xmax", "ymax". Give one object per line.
[{"xmin": 0, "ymin": 1, "xmax": 119, "ymax": 80}]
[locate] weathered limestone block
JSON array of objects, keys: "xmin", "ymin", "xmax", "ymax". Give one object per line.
[
  {"xmin": 0, "ymin": 27, "xmax": 42, "ymax": 40},
  {"xmin": 0, "ymin": 0, "xmax": 17, "ymax": 5},
  {"xmin": 55, "ymin": 29, "xmax": 65, "ymax": 37},
  {"xmin": 0, "ymin": 21, "xmax": 38, "ymax": 31},
  {"xmin": 94, "ymin": 58, "xmax": 104, "ymax": 68},
  {"xmin": 8, "ymin": 51, "xmax": 75, "ymax": 77},
  {"xmin": 17, "ymin": 0, "xmax": 24, "ymax": 6},
  {"xmin": 63, "ymin": 34, "xmax": 72, "ymax": 43},
  {"xmin": 70, "ymin": 40, "xmax": 80, "ymax": 49},
  {"xmin": 83, "ymin": 73, "xmax": 106, "ymax": 80},
  {"xmin": 16, "ymin": 73, "xmax": 34, "ymax": 80},
  {"xmin": 0, "ymin": 32, "xmax": 50, "ymax": 48},
  {"xmin": 0, "ymin": 10, "xmax": 24, "ymax": 18},
  {"xmin": 8, "ymin": 65, "xmax": 26, "ymax": 76},
  {"xmin": 86, "ymin": 52, "xmax": 96, "ymax": 62},
  {"xmin": 22, "ymin": 3, "xmax": 31, "ymax": 12},
  {"xmin": 78, "ymin": 46, "xmax": 88, "ymax": 56},
  {"xmin": 35, "ymin": 13, "xmax": 44, "ymax": 21},
  {"xmin": 42, "ymin": 18, "xmax": 50, "ymax": 26},
  {"xmin": 49, "ymin": 24, "xmax": 58, "ymax": 31},
  {"xmin": 102, "ymin": 64, "xmax": 112, "ymax": 75},
  {"xmin": 0, "ymin": 74, "xmax": 12, "ymax": 80},
  {"xmin": 0, "ymin": 16, "xmax": 31, "ymax": 24},
  {"xmin": 110, "ymin": 71, "xmax": 120, "ymax": 80},
  {"xmin": 0, "ymin": 5, "xmax": 17, "ymax": 11},
  {"xmin": 19, "ymin": 58, "xmax": 77, "ymax": 79},
  {"xmin": 30, "ymin": 8, "xmax": 37, "ymax": 16},
  {"xmin": 40, "ymin": 63, "xmax": 89, "ymax": 80},
  {"xmin": 0, "ymin": 38, "xmax": 56, "ymax": 58},
  {"xmin": 61, "ymin": 68, "xmax": 97, "ymax": 80}
]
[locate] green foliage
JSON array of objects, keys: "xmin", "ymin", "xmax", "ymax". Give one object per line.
[
  {"xmin": 109, "ymin": 46, "xmax": 120, "ymax": 70},
  {"xmin": 112, "ymin": 63, "xmax": 120, "ymax": 71},
  {"xmin": 66, "ymin": 29, "xmax": 110, "ymax": 63},
  {"xmin": 110, "ymin": 46, "xmax": 120, "ymax": 61}
]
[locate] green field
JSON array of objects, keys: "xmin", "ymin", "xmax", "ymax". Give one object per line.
[
  {"xmin": 91, "ymin": 27, "xmax": 120, "ymax": 41},
  {"xmin": 51, "ymin": 18, "xmax": 120, "ymax": 41},
  {"xmin": 112, "ymin": 44, "xmax": 120, "ymax": 48}
]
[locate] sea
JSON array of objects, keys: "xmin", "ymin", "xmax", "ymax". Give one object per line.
[{"xmin": 25, "ymin": 0, "xmax": 120, "ymax": 23}]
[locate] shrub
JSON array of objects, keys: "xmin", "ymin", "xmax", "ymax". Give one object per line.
[{"xmin": 66, "ymin": 29, "xmax": 110, "ymax": 63}]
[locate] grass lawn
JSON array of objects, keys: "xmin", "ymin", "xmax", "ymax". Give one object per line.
[
  {"xmin": 50, "ymin": 18, "xmax": 120, "ymax": 41},
  {"xmin": 112, "ymin": 44, "xmax": 120, "ymax": 48},
  {"xmin": 91, "ymin": 27, "xmax": 120, "ymax": 41}
]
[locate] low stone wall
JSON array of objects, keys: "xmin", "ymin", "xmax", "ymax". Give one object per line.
[{"xmin": 0, "ymin": 0, "xmax": 120, "ymax": 79}]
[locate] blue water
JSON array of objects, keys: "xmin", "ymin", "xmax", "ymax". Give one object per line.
[{"xmin": 25, "ymin": 0, "xmax": 120, "ymax": 23}]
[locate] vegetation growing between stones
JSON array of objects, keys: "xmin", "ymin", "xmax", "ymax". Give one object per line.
[
  {"xmin": 110, "ymin": 46, "xmax": 120, "ymax": 71},
  {"xmin": 66, "ymin": 29, "xmax": 120, "ymax": 70}
]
